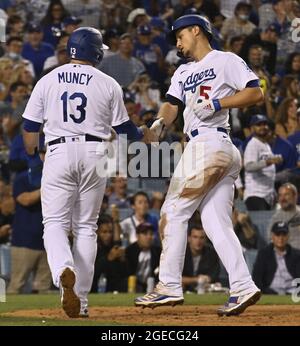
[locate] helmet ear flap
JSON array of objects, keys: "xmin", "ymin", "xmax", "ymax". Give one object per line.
[{"xmin": 97, "ymin": 50, "xmax": 104, "ymax": 63}]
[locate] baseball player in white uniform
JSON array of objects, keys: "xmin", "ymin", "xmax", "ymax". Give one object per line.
[
  {"xmin": 22, "ymin": 27, "xmax": 152, "ymax": 318},
  {"xmin": 135, "ymin": 15, "xmax": 264, "ymax": 316}
]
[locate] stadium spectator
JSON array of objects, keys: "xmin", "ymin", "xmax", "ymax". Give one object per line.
[
  {"xmin": 127, "ymin": 8, "xmax": 149, "ymax": 34},
  {"xmin": 123, "ymin": 96, "xmax": 141, "ymax": 126},
  {"xmin": 102, "ymin": 28, "xmax": 120, "ymax": 58},
  {"xmin": 258, "ymin": 0, "xmax": 285, "ymax": 32},
  {"xmin": 240, "ymin": 23, "xmax": 279, "ymax": 76},
  {"xmin": 91, "ymin": 214, "xmax": 127, "ymax": 293},
  {"xmin": 275, "ymin": 97, "xmax": 298, "ymax": 138},
  {"xmin": 61, "ymin": 16, "xmax": 82, "ymax": 35},
  {"xmin": 128, "ymin": 73, "xmax": 161, "ymax": 111},
  {"xmin": 0, "ymin": 58, "xmax": 14, "ymax": 101},
  {"xmin": 0, "ymin": 183, "xmax": 14, "ymax": 244},
  {"xmin": 228, "ymin": 35, "xmax": 245, "ymax": 55},
  {"xmin": 120, "ymin": 191, "xmax": 159, "ymax": 245},
  {"xmin": 253, "ymin": 221, "xmax": 300, "ymax": 294},
  {"xmin": 63, "ymin": 0, "xmax": 101, "ymax": 28},
  {"xmin": 221, "ymin": 2, "xmax": 256, "ymax": 46},
  {"xmin": 0, "ymin": 82, "xmax": 28, "ymax": 141},
  {"xmin": 268, "ymin": 183, "xmax": 300, "ymax": 250},
  {"xmin": 268, "ymin": 120, "xmax": 298, "ymax": 183},
  {"xmin": 100, "ymin": 33, "xmax": 145, "ymax": 88},
  {"xmin": 41, "ymin": 38, "xmax": 70, "ymax": 76},
  {"xmin": 281, "ymin": 74, "xmax": 300, "ymax": 100},
  {"xmin": 133, "ymin": 24, "xmax": 166, "ymax": 85},
  {"xmin": 244, "ymin": 114, "xmax": 282, "ymax": 210},
  {"xmin": 232, "ymin": 206, "xmax": 266, "ymax": 250},
  {"xmin": 149, "ymin": 16, "xmax": 169, "ymax": 58},
  {"xmin": 5, "ymin": 15, "xmax": 24, "ymax": 37},
  {"xmin": 108, "ymin": 175, "xmax": 131, "ymax": 209},
  {"xmin": 22, "ymin": 23, "xmax": 55, "ymax": 78},
  {"xmin": 3, "ymin": 37, "xmax": 35, "ymax": 78},
  {"xmin": 7, "ymin": 149, "xmax": 51, "ymax": 294},
  {"xmin": 125, "ymin": 222, "xmax": 161, "ymax": 293},
  {"xmin": 40, "ymin": 0, "xmax": 69, "ymax": 47},
  {"xmin": 284, "ymin": 52, "xmax": 300, "ymax": 80},
  {"xmin": 182, "ymin": 224, "xmax": 220, "ymax": 293},
  {"xmin": 287, "ymin": 107, "xmax": 300, "ymax": 168}
]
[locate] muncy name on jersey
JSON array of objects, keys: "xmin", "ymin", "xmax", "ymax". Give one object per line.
[{"xmin": 58, "ymin": 72, "xmax": 93, "ymax": 86}]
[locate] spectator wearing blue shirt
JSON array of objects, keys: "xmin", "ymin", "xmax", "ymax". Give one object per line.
[
  {"xmin": 149, "ymin": 17, "xmax": 170, "ymax": 57},
  {"xmin": 40, "ymin": 0, "xmax": 69, "ymax": 47},
  {"xmin": 7, "ymin": 150, "xmax": 51, "ymax": 294},
  {"xmin": 22, "ymin": 23, "xmax": 55, "ymax": 78},
  {"xmin": 133, "ymin": 24, "xmax": 166, "ymax": 86},
  {"xmin": 9, "ymin": 133, "xmax": 44, "ymax": 175},
  {"xmin": 268, "ymin": 120, "xmax": 298, "ymax": 173},
  {"xmin": 287, "ymin": 108, "xmax": 300, "ymax": 169}
]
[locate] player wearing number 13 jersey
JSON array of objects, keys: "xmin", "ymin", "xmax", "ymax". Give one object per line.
[{"xmin": 22, "ymin": 27, "xmax": 147, "ymax": 318}]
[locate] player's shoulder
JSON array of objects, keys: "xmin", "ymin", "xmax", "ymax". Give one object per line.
[
  {"xmin": 214, "ymin": 50, "xmax": 243, "ymax": 62},
  {"xmin": 173, "ymin": 61, "xmax": 195, "ymax": 75}
]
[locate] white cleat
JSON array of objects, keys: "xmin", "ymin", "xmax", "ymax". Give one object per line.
[{"xmin": 217, "ymin": 290, "xmax": 261, "ymax": 316}]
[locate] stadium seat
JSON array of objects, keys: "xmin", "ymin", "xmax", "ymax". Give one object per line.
[
  {"xmin": 141, "ymin": 178, "xmax": 167, "ymax": 192},
  {"xmin": 127, "ymin": 177, "xmax": 141, "ymax": 192},
  {"xmin": 243, "ymin": 249, "xmax": 258, "ymax": 274}
]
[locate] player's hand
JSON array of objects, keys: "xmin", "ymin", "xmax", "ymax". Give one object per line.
[
  {"xmin": 0, "ymin": 224, "xmax": 12, "ymax": 238},
  {"xmin": 150, "ymin": 118, "xmax": 165, "ymax": 138},
  {"xmin": 140, "ymin": 125, "xmax": 159, "ymax": 144},
  {"xmin": 193, "ymin": 99, "xmax": 222, "ymax": 120},
  {"xmin": 107, "ymin": 246, "xmax": 125, "ymax": 261}
]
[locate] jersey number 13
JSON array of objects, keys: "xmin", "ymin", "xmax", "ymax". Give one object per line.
[{"xmin": 61, "ymin": 91, "xmax": 87, "ymax": 124}]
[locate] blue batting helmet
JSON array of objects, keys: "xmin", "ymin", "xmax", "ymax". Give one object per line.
[
  {"xmin": 169, "ymin": 14, "xmax": 213, "ymax": 44},
  {"xmin": 67, "ymin": 27, "xmax": 109, "ymax": 65}
]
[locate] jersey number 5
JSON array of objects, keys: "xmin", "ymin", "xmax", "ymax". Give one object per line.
[
  {"xmin": 199, "ymin": 85, "xmax": 211, "ymax": 100},
  {"xmin": 61, "ymin": 91, "xmax": 87, "ymax": 124}
]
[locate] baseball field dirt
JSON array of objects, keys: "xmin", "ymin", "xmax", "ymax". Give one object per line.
[
  {"xmin": 2, "ymin": 305, "xmax": 300, "ymax": 326},
  {"xmin": 0, "ymin": 293, "xmax": 299, "ymax": 326}
]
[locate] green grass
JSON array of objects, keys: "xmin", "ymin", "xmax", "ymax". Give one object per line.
[{"xmin": 0, "ymin": 293, "xmax": 297, "ymax": 326}]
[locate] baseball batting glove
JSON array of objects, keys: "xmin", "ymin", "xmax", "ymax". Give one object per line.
[
  {"xmin": 150, "ymin": 118, "xmax": 165, "ymax": 139},
  {"xmin": 193, "ymin": 99, "xmax": 221, "ymax": 121}
]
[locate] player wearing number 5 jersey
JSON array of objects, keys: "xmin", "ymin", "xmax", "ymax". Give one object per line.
[
  {"xmin": 22, "ymin": 27, "xmax": 152, "ymax": 318},
  {"xmin": 135, "ymin": 15, "xmax": 264, "ymax": 316}
]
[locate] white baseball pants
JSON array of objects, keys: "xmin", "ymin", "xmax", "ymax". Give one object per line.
[
  {"xmin": 158, "ymin": 129, "xmax": 258, "ymax": 296},
  {"xmin": 41, "ymin": 139, "xmax": 107, "ymax": 307}
]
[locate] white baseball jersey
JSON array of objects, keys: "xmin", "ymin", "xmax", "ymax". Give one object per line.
[
  {"xmin": 22, "ymin": 63, "xmax": 129, "ymax": 143},
  {"xmin": 244, "ymin": 136, "xmax": 276, "ymax": 201},
  {"xmin": 167, "ymin": 50, "xmax": 259, "ymax": 134}
]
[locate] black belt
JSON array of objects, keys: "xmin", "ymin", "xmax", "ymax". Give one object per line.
[
  {"xmin": 48, "ymin": 134, "xmax": 103, "ymax": 146},
  {"xmin": 186, "ymin": 127, "xmax": 228, "ymax": 142}
]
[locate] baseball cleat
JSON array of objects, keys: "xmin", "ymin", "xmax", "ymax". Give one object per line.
[
  {"xmin": 217, "ymin": 290, "xmax": 261, "ymax": 317},
  {"xmin": 60, "ymin": 268, "xmax": 80, "ymax": 318},
  {"xmin": 135, "ymin": 292, "xmax": 184, "ymax": 309},
  {"xmin": 79, "ymin": 307, "xmax": 89, "ymax": 318}
]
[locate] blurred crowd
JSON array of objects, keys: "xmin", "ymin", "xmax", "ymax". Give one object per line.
[{"xmin": 0, "ymin": 0, "xmax": 300, "ymax": 296}]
